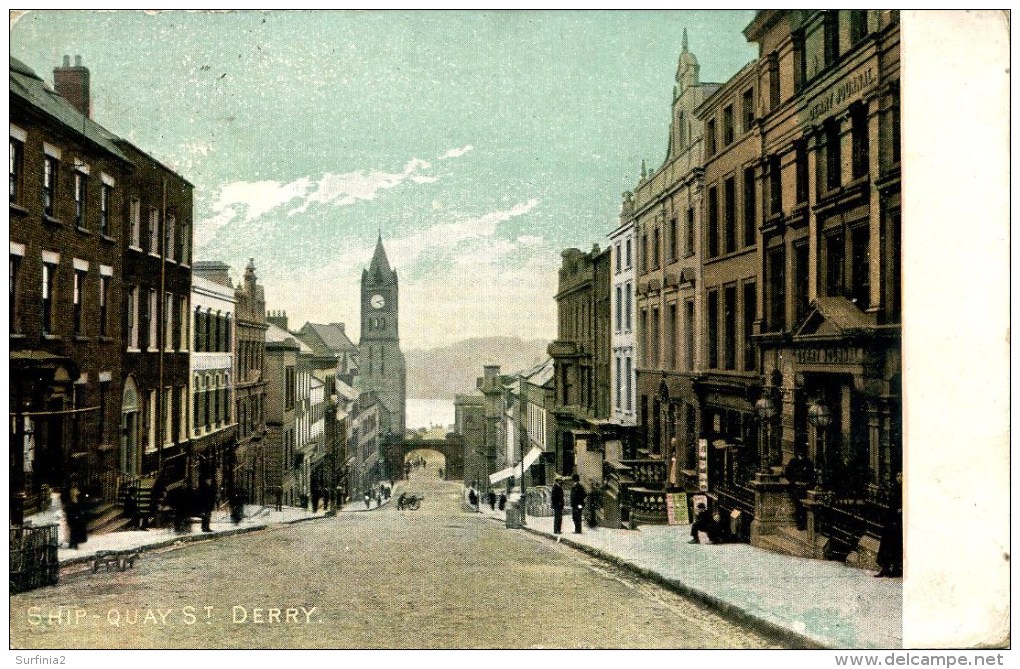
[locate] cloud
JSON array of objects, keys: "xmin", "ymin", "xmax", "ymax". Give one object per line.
[
  {"xmin": 437, "ymin": 144, "xmax": 474, "ymax": 160},
  {"xmin": 216, "ymin": 178, "xmax": 312, "ymax": 221}
]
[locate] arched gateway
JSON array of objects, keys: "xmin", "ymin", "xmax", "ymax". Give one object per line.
[{"xmin": 381, "ymin": 435, "xmax": 464, "ymax": 481}]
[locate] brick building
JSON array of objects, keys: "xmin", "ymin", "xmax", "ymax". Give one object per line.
[{"xmin": 232, "ymin": 259, "xmax": 268, "ymax": 504}]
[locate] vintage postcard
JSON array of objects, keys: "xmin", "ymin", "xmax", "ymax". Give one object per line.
[{"xmin": 6, "ymin": 8, "xmax": 1010, "ymax": 660}]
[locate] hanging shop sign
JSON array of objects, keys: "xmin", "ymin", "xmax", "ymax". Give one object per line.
[
  {"xmin": 666, "ymin": 492, "xmax": 690, "ymax": 525},
  {"xmin": 697, "ymin": 438, "xmax": 709, "ymax": 491}
]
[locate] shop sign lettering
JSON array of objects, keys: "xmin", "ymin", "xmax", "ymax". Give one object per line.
[
  {"xmin": 808, "ymin": 68, "xmax": 875, "ymax": 121},
  {"xmin": 795, "ymin": 347, "xmax": 862, "ymax": 365}
]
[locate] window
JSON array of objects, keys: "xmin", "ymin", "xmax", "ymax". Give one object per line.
[
  {"xmin": 650, "ymin": 307, "xmax": 659, "ymax": 368},
  {"xmin": 723, "ymin": 177, "xmax": 736, "ymax": 254},
  {"xmin": 742, "ymin": 88, "xmax": 755, "ymax": 132},
  {"xmin": 129, "ymin": 200, "xmax": 141, "ymax": 250},
  {"xmin": 743, "ymin": 167, "xmax": 756, "ymax": 247},
  {"xmin": 850, "ymin": 10, "xmax": 868, "ymax": 45},
  {"xmin": 128, "ymin": 286, "xmax": 139, "ymax": 349},
  {"xmin": 825, "ymin": 119, "xmax": 841, "ymax": 191},
  {"xmin": 98, "ymin": 381, "xmax": 108, "ymax": 444},
  {"xmin": 652, "ymin": 228, "xmax": 660, "ymax": 268},
  {"xmin": 148, "ymin": 208, "xmax": 159, "ymax": 254},
  {"xmin": 723, "ymin": 105, "xmax": 734, "ymax": 146},
  {"xmin": 794, "ymin": 241, "xmax": 810, "ymax": 323},
  {"xmin": 707, "ymin": 186, "xmax": 719, "ymax": 258},
  {"xmin": 685, "ymin": 207, "xmax": 694, "ymax": 256},
  {"xmin": 825, "ymin": 231, "xmax": 846, "ymax": 297},
  {"xmin": 203, "ymin": 375, "xmax": 212, "ymax": 429},
  {"xmin": 767, "ymin": 245, "xmax": 786, "ymax": 331},
  {"xmin": 171, "ymin": 296, "xmax": 181, "ymax": 351},
  {"xmin": 179, "ymin": 386, "xmax": 187, "ymax": 443},
  {"xmin": 100, "ymin": 184, "xmax": 112, "ymax": 236},
  {"xmin": 625, "ymin": 238, "xmax": 632, "ymax": 268},
  {"xmin": 73, "ymin": 269, "xmax": 85, "ymax": 335},
  {"xmin": 707, "ymin": 290, "xmax": 719, "ymax": 369},
  {"xmin": 892, "ymin": 104, "xmax": 901, "ymax": 164},
  {"xmin": 625, "ymin": 356, "xmax": 632, "ymax": 411},
  {"xmin": 743, "ymin": 282, "xmax": 757, "ymax": 372},
  {"xmin": 824, "ymin": 11, "xmax": 840, "ymax": 67},
  {"xmin": 768, "ymin": 53, "xmax": 780, "ymax": 109},
  {"xmin": 10, "ymin": 137, "xmax": 23, "ymax": 203},
  {"xmin": 625, "ymin": 283, "xmax": 632, "ymax": 330},
  {"xmin": 851, "ymin": 225, "xmax": 871, "ymax": 309},
  {"xmin": 615, "ymin": 285, "xmax": 623, "ymax": 332},
  {"xmin": 41, "ymin": 261, "xmax": 56, "ymax": 336},
  {"xmin": 164, "ymin": 293, "xmax": 173, "ymax": 351},
  {"xmin": 74, "ymin": 172, "xmax": 87, "ymax": 229},
  {"xmin": 796, "ymin": 141, "xmax": 809, "ymax": 203},
  {"xmin": 43, "ymin": 156, "xmax": 57, "ymax": 218},
  {"xmin": 677, "ymin": 111, "xmax": 687, "ymax": 147},
  {"xmin": 166, "ymin": 215, "xmax": 176, "ymax": 261},
  {"xmin": 792, "ymin": 30, "xmax": 807, "ymax": 92},
  {"xmin": 181, "ymin": 220, "xmax": 191, "ymax": 265},
  {"xmin": 684, "ymin": 300, "xmax": 695, "ymax": 371},
  {"xmin": 615, "ymin": 357, "xmax": 622, "ymax": 410},
  {"xmin": 146, "ymin": 390, "xmax": 157, "ymax": 453},
  {"xmin": 851, "ymin": 104, "xmax": 870, "ymax": 179},
  {"xmin": 723, "ymin": 285, "xmax": 736, "ymax": 370},
  {"xmin": 148, "ymin": 289, "xmax": 158, "ymax": 350},
  {"xmin": 615, "ymin": 244, "xmax": 621, "ymax": 273},
  {"xmin": 639, "ymin": 310, "xmax": 648, "ymax": 366},
  {"xmin": 9, "ymin": 253, "xmax": 21, "ymax": 333},
  {"xmin": 669, "ymin": 217, "xmax": 678, "ymax": 261},
  {"xmin": 706, "ymin": 119, "xmax": 717, "ymax": 156},
  {"xmin": 667, "ymin": 303, "xmax": 677, "ymax": 370},
  {"xmin": 769, "ymin": 155, "xmax": 782, "ymax": 215},
  {"xmin": 641, "ymin": 233, "xmax": 649, "ymax": 273},
  {"xmin": 180, "ymin": 296, "xmax": 188, "ymax": 352}
]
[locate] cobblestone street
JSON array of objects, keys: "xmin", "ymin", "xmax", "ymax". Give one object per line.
[{"xmin": 10, "ymin": 468, "xmax": 782, "ymax": 649}]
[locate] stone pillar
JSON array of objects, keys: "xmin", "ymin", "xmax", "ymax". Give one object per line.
[{"xmin": 750, "ymin": 469, "xmax": 795, "ymax": 542}]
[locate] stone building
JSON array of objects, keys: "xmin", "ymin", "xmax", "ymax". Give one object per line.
[
  {"xmin": 743, "ymin": 10, "xmax": 901, "ymax": 566},
  {"xmin": 264, "ymin": 321, "xmax": 300, "ymax": 507},
  {"xmin": 189, "ymin": 267, "xmax": 237, "ymax": 503},
  {"xmin": 623, "ymin": 34, "xmax": 720, "ymax": 523},
  {"xmin": 349, "ymin": 389, "xmax": 389, "ymax": 499},
  {"xmin": 454, "ymin": 393, "xmax": 486, "ymax": 491},
  {"xmin": 232, "ymin": 259, "xmax": 268, "ymax": 504},
  {"xmin": 547, "ymin": 245, "xmax": 612, "ymax": 494},
  {"xmin": 691, "ymin": 56, "xmax": 762, "ymax": 532},
  {"xmin": 608, "ymin": 201, "xmax": 637, "ymax": 428},
  {"xmin": 357, "ymin": 235, "xmax": 406, "ymax": 437}
]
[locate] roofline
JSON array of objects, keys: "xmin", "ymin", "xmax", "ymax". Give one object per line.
[{"xmin": 114, "ymin": 138, "xmax": 195, "ymax": 188}]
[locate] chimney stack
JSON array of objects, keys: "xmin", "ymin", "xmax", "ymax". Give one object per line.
[
  {"xmin": 267, "ymin": 310, "xmax": 288, "ymax": 331},
  {"xmin": 53, "ymin": 54, "xmax": 91, "ymax": 118}
]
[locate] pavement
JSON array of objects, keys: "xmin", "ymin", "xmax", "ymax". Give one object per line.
[
  {"xmin": 26, "ymin": 486, "xmax": 900, "ymax": 649},
  {"xmin": 24, "ymin": 493, "xmax": 391, "ymax": 568},
  {"xmin": 473, "ymin": 499, "xmax": 902, "ymax": 650}
]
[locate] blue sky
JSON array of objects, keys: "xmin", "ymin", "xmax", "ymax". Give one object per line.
[{"xmin": 11, "ymin": 10, "xmax": 757, "ymax": 348}]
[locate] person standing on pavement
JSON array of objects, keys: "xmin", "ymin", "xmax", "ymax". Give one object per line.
[
  {"xmin": 487, "ymin": 490, "xmax": 497, "ymax": 511},
  {"xmin": 784, "ymin": 445, "xmax": 815, "ymax": 531},
  {"xmin": 569, "ymin": 474, "xmax": 586, "ymax": 534},
  {"xmin": 199, "ymin": 478, "xmax": 215, "ymax": 532},
  {"xmin": 551, "ymin": 479, "xmax": 565, "ymax": 534}
]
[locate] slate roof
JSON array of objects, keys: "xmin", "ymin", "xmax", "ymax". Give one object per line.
[
  {"xmin": 10, "ymin": 56, "xmax": 129, "ymax": 164},
  {"xmin": 296, "ymin": 322, "xmax": 358, "ymax": 355}
]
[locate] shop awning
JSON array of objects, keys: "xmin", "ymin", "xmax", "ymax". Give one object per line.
[{"xmin": 489, "ymin": 446, "xmax": 543, "ymax": 485}]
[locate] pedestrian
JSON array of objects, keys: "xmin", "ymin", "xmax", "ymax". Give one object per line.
[
  {"xmin": 875, "ymin": 472, "xmax": 903, "ymax": 577},
  {"xmin": 230, "ymin": 489, "xmax": 245, "ymax": 524},
  {"xmin": 569, "ymin": 474, "xmax": 586, "ymax": 534},
  {"xmin": 468, "ymin": 486, "xmax": 479, "ymax": 511},
  {"xmin": 438, "ymin": 468, "xmax": 443, "ymax": 479},
  {"xmin": 124, "ymin": 482, "xmax": 139, "ymax": 529},
  {"xmin": 199, "ymin": 478, "xmax": 215, "ymax": 533},
  {"xmin": 784, "ymin": 444, "xmax": 815, "ymax": 531},
  {"xmin": 65, "ymin": 481, "xmax": 87, "ymax": 549},
  {"xmin": 487, "ymin": 490, "xmax": 497, "ymax": 511},
  {"xmin": 551, "ymin": 478, "xmax": 565, "ymax": 534},
  {"xmin": 689, "ymin": 502, "xmax": 713, "ymax": 544},
  {"xmin": 498, "ymin": 492, "xmax": 507, "ymax": 511}
]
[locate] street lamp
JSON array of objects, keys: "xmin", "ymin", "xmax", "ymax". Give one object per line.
[
  {"xmin": 754, "ymin": 395, "xmax": 777, "ymax": 471},
  {"xmin": 807, "ymin": 400, "xmax": 832, "ymax": 490}
]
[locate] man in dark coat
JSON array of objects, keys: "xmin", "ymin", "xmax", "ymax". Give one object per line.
[
  {"xmin": 199, "ymin": 478, "xmax": 215, "ymax": 532},
  {"xmin": 550, "ymin": 479, "xmax": 565, "ymax": 534},
  {"xmin": 875, "ymin": 472, "xmax": 903, "ymax": 577},
  {"xmin": 785, "ymin": 447, "xmax": 815, "ymax": 531},
  {"xmin": 569, "ymin": 474, "xmax": 586, "ymax": 534},
  {"xmin": 690, "ymin": 502, "xmax": 712, "ymax": 544}
]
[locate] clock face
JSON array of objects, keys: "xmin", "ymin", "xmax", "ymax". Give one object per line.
[{"xmin": 371, "ymin": 294, "xmax": 385, "ymax": 309}]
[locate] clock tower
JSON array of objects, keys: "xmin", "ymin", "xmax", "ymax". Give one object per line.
[{"xmin": 358, "ymin": 234, "xmax": 406, "ymax": 436}]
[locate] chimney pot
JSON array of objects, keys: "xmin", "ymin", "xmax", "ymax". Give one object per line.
[
  {"xmin": 75, "ymin": 55, "xmax": 82, "ymax": 66},
  {"xmin": 62, "ymin": 55, "xmax": 70, "ymax": 66}
]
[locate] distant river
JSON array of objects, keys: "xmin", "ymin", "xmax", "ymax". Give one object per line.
[{"xmin": 406, "ymin": 398, "xmax": 455, "ymax": 430}]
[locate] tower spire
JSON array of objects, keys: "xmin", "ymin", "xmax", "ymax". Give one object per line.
[
  {"xmin": 682, "ymin": 28, "xmax": 688, "ymax": 52},
  {"xmin": 368, "ymin": 233, "xmax": 392, "ymax": 277}
]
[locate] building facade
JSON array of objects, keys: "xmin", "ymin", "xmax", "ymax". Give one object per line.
[
  {"xmin": 454, "ymin": 393, "xmax": 486, "ymax": 491},
  {"xmin": 232, "ymin": 259, "xmax": 268, "ymax": 504},
  {"xmin": 264, "ymin": 321, "xmax": 300, "ymax": 507},
  {"xmin": 9, "ymin": 56, "xmax": 130, "ymax": 520},
  {"xmin": 189, "ymin": 269, "xmax": 236, "ymax": 503},
  {"xmin": 744, "ymin": 10, "xmax": 901, "ymax": 566},
  {"xmin": 691, "ymin": 57, "xmax": 762, "ymax": 531},
  {"xmin": 624, "ymin": 35, "xmax": 719, "ymax": 522},
  {"xmin": 357, "ymin": 236, "xmax": 406, "ymax": 438},
  {"xmin": 608, "ymin": 207, "xmax": 637, "ymax": 427}
]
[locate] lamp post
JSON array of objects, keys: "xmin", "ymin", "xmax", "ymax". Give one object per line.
[
  {"xmin": 807, "ymin": 400, "xmax": 832, "ymax": 490},
  {"xmin": 754, "ymin": 395, "xmax": 777, "ymax": 473}
]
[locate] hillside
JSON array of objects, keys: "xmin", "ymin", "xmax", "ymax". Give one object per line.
[{"xmin": 406, "ymin": 336, "xmax": 549, "ymax": 400}]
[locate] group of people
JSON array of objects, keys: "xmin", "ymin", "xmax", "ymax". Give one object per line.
[
  {"xmin": 550, "ymin": 474, "xmax": 587, "ymax": 535},
  {"xmin": 362, "ymin": 482, "xmax": 391, "ymax": 509}
]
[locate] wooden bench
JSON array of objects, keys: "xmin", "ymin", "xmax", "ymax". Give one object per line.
[{"xmin": 91, "ymin": 549, "xmax": 140, "ymax": 573}]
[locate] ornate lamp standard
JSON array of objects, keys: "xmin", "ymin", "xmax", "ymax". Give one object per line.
[
  {"xmin": 754, "ymin": 393, "xmax": 778, "ymax": 473},
  {"xmin": 807, "ymin": 399, "xmax": 832, "ymax": 490}
]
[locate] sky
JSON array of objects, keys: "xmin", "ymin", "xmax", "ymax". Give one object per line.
[{"xmin": 11, "ymin": 10, "xmax": 758, "ymax": 349}]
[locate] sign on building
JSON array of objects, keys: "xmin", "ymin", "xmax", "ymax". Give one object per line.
[{"xmin": 697, "ymin": 438, "xmax": 709, "ymax": 491}]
